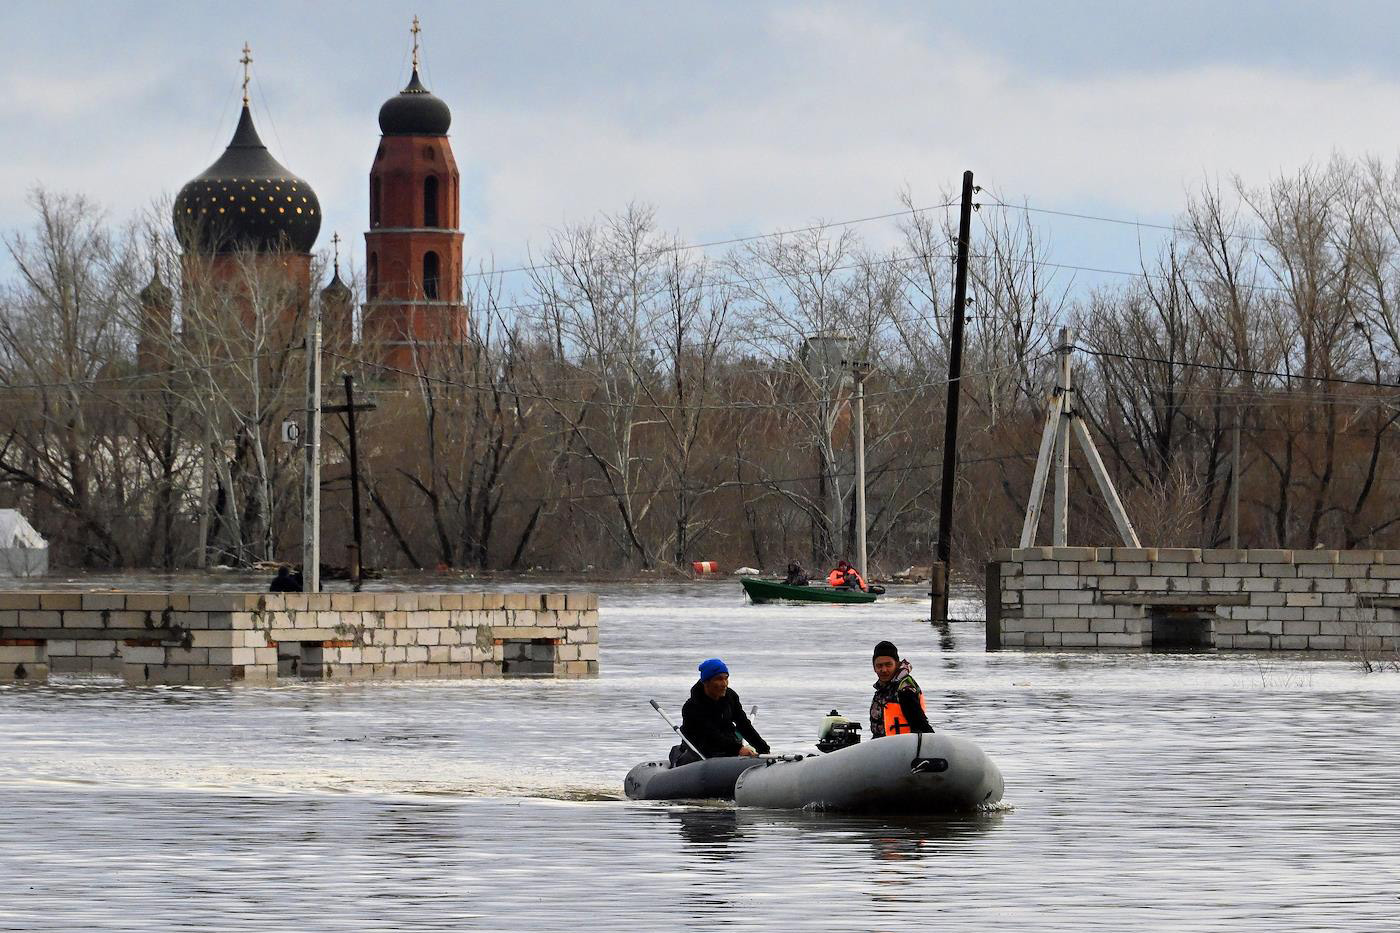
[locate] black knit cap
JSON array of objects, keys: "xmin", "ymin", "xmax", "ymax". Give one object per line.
[{"xmin": 872, "ymin": 640, "xmax": 899, "ymax": 662}]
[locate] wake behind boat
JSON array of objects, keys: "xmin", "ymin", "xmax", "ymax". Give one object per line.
[{"xmin": 740, "ymin": 577, "xmax": 880, "ymax": 604}]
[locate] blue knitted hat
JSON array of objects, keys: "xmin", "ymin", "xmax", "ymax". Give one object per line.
[{"xmin": 698, "ymin": 658, "xmax": 729, "ymax": 681}]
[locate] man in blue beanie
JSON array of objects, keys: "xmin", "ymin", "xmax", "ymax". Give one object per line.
[{"xmin": 673, "ymin": 658, "xmax": 770, "ymax": 766}]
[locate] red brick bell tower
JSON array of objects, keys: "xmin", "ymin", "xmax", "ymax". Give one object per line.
[{"xmin": 363, "ymin": 19, "xmax": 467, "ymax": 372}]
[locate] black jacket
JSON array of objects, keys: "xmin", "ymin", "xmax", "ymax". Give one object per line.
[{"xmin": 680, "ymin": 680, "xmax": 770, "ymax": 757}]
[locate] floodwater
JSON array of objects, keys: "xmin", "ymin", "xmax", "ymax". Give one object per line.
[{"xmin": 2, "ymin": 579, "xmax": 1399, "ymax": 931}]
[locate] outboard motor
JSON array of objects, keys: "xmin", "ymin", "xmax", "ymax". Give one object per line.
[{"xmin": 816, "ymin": 709, "xmax": 862, "ymax": 753}]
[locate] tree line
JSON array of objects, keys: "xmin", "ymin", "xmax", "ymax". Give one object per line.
[{"xmin": 5, "ymin": 156, "xmax": 1400, "ymax": 577}]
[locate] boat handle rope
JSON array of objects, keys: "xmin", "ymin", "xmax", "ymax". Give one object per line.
[{"xmin": 910, "ymin": 732, "xmax": 949, "ymax": 774}]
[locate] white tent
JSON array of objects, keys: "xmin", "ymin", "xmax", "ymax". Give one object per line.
[{"xmin": 0, "ymin": 510, "xmax": 47, "ymax": 576}]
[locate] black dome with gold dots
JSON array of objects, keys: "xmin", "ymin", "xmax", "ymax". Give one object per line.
[{"xmin": 173, "ymin": 105, "xmax": 321, "ymax": 254}]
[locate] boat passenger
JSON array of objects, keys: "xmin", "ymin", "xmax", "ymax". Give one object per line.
[
  {"xmin": 827, "ymin": 561, "xmax": 868, "ymax": 591},
  {"xmin": 269, "ymin": 565, "xmax": 304, "ymax": 593},
  {"xmin": 783, "ymin": 562, "xmax": 810, "ymax": 586},
  {"xmin": 674, "ymin": 658, "xmax": 770, "ymax": 766},
  {"xmin": 870, "ymin": 640, "xmax": 933, "ymax": 738}
]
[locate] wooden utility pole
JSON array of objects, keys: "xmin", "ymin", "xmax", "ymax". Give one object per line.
[
  {"xmin": 1230, "ymin": 406, "xmax": 1241, "ymax": 549},
  {"xmin": 325, "ymin": 375, "xmax": 376, "ymax": 588},
  {"xmin": 933, "ymin": 170, "xmax": 975, "ymax": 623}
]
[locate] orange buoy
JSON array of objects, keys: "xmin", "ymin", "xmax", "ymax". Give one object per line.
[{"xmin": 692, "ymin": 560, "xmax": 719, "ymax": 575}]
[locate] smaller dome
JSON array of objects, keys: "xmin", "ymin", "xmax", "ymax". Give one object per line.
[
  {"xmin": 378, "ymin": 69, "xmax": 451, "ymax": 136},
  {"xmin": 320, "ymin": 268, "xmax": 353, "ymax": 306},
  {"xmin": 140, "ymin": 260, "xmax": 173, "ymax": 308}
]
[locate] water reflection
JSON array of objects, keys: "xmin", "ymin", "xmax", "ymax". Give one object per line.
[
  {"xmin": 669, "ymin": 808, "xmax": 742, "ymax": 859},
  {"xmin": 667, "ymin": 804, "xmax": 1005, "ymax": 867},
  {"xmin": 741, "ymin": 809, "xmax": 1003, "ymax": 862},
  {"xmin": 931, "ymin": 618, "xmax": 956, "ymax": 652}
]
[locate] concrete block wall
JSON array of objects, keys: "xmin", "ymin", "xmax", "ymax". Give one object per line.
[
  {"xmin": 0, "ymin": 639, "xmax": 48, "ymax": 682},
  {"xmin": 990, "ymin": 547, "xmax": 1400, "ymax": 652},
  {"xmin": 0, "ymin": 591, "xmax": 599, "ymax": 684}
]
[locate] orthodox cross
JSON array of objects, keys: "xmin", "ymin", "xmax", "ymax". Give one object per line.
[
  {"xmin": 240, "ymin": 43, "xmax": 253, "ymax": 106},
  {"xmin": 411, "ymin": 16, "xmax": 421, "ymax": 70},
  {"xmin": 331, "ymin": 232, "xmax": 342, "ymax": 275}
]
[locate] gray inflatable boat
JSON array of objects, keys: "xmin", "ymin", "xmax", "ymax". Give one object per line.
[
  {"xmin": 624, "ymin": 756, "xmax": 769, "ymax": 801},
  {"xmin": 734, "ymin": 733, "xmax": 1004, "ymax": 813}
]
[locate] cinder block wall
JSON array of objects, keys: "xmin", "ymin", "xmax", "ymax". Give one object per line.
[
  {"xmin": 0, "ymin": 591, "xmax": 599, "ymax": 684},
  {"xmin": 990, "ymin": 547, "xmax": 1400, "ymax": 651}
]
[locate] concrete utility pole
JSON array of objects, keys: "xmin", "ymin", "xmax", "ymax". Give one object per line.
[
  {"xmin": 302, "ymin": 307, "xmax": 322, "ymax": 593},
  {"xmin": 853, "ymin": 362, "xmax": 871, "ymax": 580},
  {"xmin": 1019, "ymin": 334, "xmax": 1141, "ymax": 550},
  {"xmin": 933, "ymin": 169, "xmax": 975, "ymax": 623},
  {"xmin": 1053, "ymin": 328, "xmax": 1072, "ymax": 547}
]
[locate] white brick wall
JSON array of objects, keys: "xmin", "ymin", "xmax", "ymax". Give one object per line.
[
  {"xmin": 992, "ymin": 548, "xmax": 1400, "ymax": 652},
  {"xmin": 0, "ymin": 591, "xmax": 601, "ymax": 684}
]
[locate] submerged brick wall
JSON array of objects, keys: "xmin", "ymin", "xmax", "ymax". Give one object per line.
[
  {"xmin": 989, "ymin": 547, "xmax": 1400, "ymax": 652},
  {"xmin": 0, "ymin": 591, "xmax": 599, "ymax": 684}
]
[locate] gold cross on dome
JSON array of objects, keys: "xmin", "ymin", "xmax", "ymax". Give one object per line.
[
  {"xmin": 240, "ymin": 43, "xmax": 253, "ymax": 105},
  {"xmin": 411, "ymin": 16, "xmax": 421, "ymax": 69}
]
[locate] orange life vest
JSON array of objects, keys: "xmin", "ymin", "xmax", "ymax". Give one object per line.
[
  {"xmin": 827, "ymin": 567, "xmax": 868, "ymax": 591},
  {"xmin": 882, "ymin": 692, "xmax": 928, "ymax": 736}
]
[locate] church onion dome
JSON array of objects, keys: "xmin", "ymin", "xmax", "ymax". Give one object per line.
[
  {"xmin": 320, "ymin": 267, "xmax": 352, "ymax": 305},
  {"xmin": 173, "ymin": 105, "xmax": 322, "ymax": 254},
  {"xmin": 139, "ymin": 260, "xmax": 173, "ymax": 308},
  {"xmin": 378, "ymin": 68, "xmax": 451, "ymax": 136}
]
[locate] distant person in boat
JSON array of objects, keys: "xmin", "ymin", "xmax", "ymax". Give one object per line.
[
  {"xmin": 269, "ymin": 565, "xmax": 303, "ymax": 593},
  {"xmin": 870, "ymin": 640, "xmax": 933, "ymax": 738},
  {"xmin": 673, "ymin": 658, "xmax": 770, "ymax": 766},
  {"xmin": 783, "ymin": 562, "xmax": 810, "ymax": 586},
  {"xmin": 827, "ymin": 560, "xmax": 868, "ymax": 591}
]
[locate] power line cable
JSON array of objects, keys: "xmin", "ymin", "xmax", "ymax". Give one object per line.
[
  {"xmin": 981, "ymin": 199, "xmax": 1273, "ymax": 245},
  {"xmin": 1077, "ymin": 345, "xmax": 1400, "ymax": 391},
  {"xmin": 359, "ymin": 451, "xmax": 1039, "ymax": 511},
  {"xmin": 452, "ymin": 202, "xmax": 957, "ymax": 282},
  {"xmin": 325, "ymin": 347, "xmax": 1053, "ymax": 413}
]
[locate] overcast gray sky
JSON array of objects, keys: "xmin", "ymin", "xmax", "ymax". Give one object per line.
[{"xmin": 4, "ymin": 1, "xmax": 1400, "ymax": 291}]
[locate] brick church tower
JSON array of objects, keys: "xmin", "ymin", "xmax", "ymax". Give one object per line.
[{"xmin": 363, "ymin": 20, "xmax": 467, "ymax": 371}]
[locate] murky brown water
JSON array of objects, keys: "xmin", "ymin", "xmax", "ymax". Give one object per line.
[{"xmin": 2, "ymin": 579, "xmax": 1398, "ymax": 930}]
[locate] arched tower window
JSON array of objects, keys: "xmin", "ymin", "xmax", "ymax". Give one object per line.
[
  {"xmin": 424, "ymin": 176, "xmax": 439, "ymax": 228},
  {"xmin": 423, "ymin": 251, "xmax": 440, "ymax": 299},
  {"xmin": 368, "ymin": 252, "xmax": 379, "ymax": 299},
  {"xmin": 371, "ymin": 177, "xmax": 381, "ymax": 227}
]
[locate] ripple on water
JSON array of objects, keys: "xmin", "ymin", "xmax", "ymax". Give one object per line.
[{"xmin": 2, "ymin": 581, "xmax": 1399, "ymax": 931}]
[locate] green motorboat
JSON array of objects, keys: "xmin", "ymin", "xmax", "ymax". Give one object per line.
[{"xmin": 740, "ymin": 577, "xmax": 878, "ymax": 605}]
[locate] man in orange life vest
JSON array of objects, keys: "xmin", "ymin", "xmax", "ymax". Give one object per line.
[
  {"xmin": 870, "ymin": 640, "xmax": 933, "ymax": 737},
  {"xmin": 827, "ymin": 560, "xmax": 868, "ymax": 591}
]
